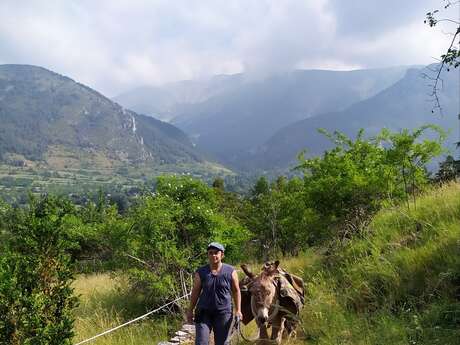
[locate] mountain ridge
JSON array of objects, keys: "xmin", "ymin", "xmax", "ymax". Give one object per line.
[
  {"xmin": 240, "ymin": 65, "xmax": 460, "ymax": 171},
  {"xmin": 171, "ymin": 66, "xmax": 412, "ymax": 158},
  {"xmin": 0, "ymin": 64, "xmax": 214, "ymax": 173}
]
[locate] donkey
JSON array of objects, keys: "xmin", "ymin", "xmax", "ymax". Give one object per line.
[{"xmin": 240, "ymin": 261, "xmax": 304, "ymax": 344}]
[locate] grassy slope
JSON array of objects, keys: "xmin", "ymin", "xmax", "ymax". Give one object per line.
[
  {"xmin": 293, "ymin": 182, "xmax": 460, "ymax": 345},
  {"xmin": 73, "ymin": 182, "xmax": 459, "ymax": 344}
]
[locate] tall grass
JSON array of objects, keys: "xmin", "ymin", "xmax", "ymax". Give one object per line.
[
  {"xmin": 296, "ymin": 181, "xmax": 460, "ymax": 345},
  {"xmin": 73, "ymin": 273, "xmax": 181, "ymax": 345}
]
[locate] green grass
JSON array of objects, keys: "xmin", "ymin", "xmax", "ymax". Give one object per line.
[
  {"xmin": 73, "ymin": 273, "xmax": 181, "ymax": 345},
  {"xmin": 295, "ymin": 182, "xmax": 460, "ymax": 345}
]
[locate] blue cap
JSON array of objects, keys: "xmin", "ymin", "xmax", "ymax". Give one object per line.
[{"xmin": 207, "ymin": 242, "xmax": 225, "ymax": 252}]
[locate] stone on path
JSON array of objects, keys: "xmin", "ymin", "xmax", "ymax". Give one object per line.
[
  {"xmin": 159, "ymin": 323, "xmax": 195, "ymax": 345},
  {"xmin": 181, "ymin": 324, "xmax": 195, "ymax": 333}
]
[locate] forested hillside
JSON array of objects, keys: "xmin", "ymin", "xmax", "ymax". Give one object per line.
[
  {"xmin": 0, "ymin": 65, "xmax": 233, "ymax": 201},
  {"xmin": 0, "ymin": 64, "xmax": 206, "ymax": 169}
]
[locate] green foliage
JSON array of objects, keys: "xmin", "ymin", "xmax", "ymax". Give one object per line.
[
  {"xmin": 0, "ymin": 121, "xmax": 450, "ymax": 343},
  {"xmin": 298, "ymin": 129, "xmax": 391, "ymax": 240},
  {"xmin": 298, "ymin": 182, "xmax": 460, "ymax": 345},
  {"xmin": 434, "ymin": 155, "xmax": 460, "ymax": 182},
  {"xmin": 251, "ymin": 176, "xmax": 270, "ymax": 197},
  {"xmin": 0, "ymin": 195, "xmax": 78, "ymax": 345},
  {"xmin": 296, "ymin": 126, "xmax": 445, "ymax": 242},
  {"xmin": 68, "ymin": 199, "xmax": 130, "ymax": 272},
  {"xmin": 0, "ymin": 200, "xmax": 9, "ymax": 248},
  {"xmin": 124, "ymin": 176, "xmax": 249, "ymax": 306},
  {"xmin": 377, "ymin": 125, "xmax": 446, "ymax": 207},
  {"xmin": 211, "ymin": 177, "xmax": 225, "ymax": 191},
  {"xmin": 243, "ymin": 176, "xmax": 312, "ymax": 258}
]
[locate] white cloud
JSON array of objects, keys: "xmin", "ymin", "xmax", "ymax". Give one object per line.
[{"xmin": 0, "ymin": 0, "xmax": 452, "ymax": 96}]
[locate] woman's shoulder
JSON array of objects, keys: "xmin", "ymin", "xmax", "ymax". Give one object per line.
[
  {"xmin": 196, "ymin": 264, "xmax": 210, "ymax": 274},
  {"xmin": 222, "ymin": 263, "xmax": 235, "ymax": 273}
]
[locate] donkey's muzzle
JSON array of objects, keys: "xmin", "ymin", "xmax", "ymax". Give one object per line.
[{"xmin": 257, "ymin": 315, "xmax": 268, "ymax": 324}]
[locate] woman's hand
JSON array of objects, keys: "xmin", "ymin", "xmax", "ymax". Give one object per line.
[
  {"xmin": 235, "ymin": 310, "xmax": 243, "ymax": 321},
  {"xmin": 186, "ymin": 309, "xmax": 194, "ymax": 324}
]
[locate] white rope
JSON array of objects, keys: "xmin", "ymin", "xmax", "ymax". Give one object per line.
[{"xmin": 74, "ymin": 292, "xmax": 191, "ymax": 345}]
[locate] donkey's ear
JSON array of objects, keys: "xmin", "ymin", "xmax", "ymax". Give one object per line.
[
  {"xmin": 274, "ymin": 260, "xmax": 280, "ymax": 269},
  {"xmin": 241, "ymin": 264, "xmax": 255, "ymax": 279}
]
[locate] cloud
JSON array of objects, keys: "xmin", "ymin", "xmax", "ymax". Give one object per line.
[
  {"xmin": 326, "ymin": 0, "xmax": 438, "ymax": 38},
  {"xmin": 236, "ymin": 0, "xmax": 336, "ymax": 79},
  {"xmin": 0, "ymin": 0, "xmax": 451, "ymax": 96}
]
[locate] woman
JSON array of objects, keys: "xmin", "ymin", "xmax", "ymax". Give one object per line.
[{"xmin": 187, "ymin": 242, "xmax": 242, "ymax": 345}]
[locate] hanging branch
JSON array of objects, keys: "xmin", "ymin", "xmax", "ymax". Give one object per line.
[{"xmin": 423, "ymin": 1, "xmax": 460, "ymax": 115}]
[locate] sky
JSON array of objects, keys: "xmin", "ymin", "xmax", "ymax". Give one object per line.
[{"xmin": 0, "ymin": 0, "xmax": 456, "ymax": 96}]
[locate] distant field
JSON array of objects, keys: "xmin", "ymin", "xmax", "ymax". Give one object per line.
[{"xmin": 0, "ymin": 162, "xmax": 234, "ymax": 202}]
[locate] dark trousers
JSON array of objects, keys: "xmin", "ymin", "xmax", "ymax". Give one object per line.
[{"xmin": 195, "ymin": 309, "xmax": 233, "ymax": 345}]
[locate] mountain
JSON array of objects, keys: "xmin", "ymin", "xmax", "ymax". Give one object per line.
[
  {"xmin": 243, "ymin": 66, "xmax": 460, "ymax": 171},
  {"xmin": 0, "ymin": 64, "xmax": 209, "ymax": 172},
  {"xmin": 113, "ymin": 74, "xmax": 244, "ymax": 121},
  {"xmin": 171, "ymin": 67, "xmax": 411, "ymax": 160}
]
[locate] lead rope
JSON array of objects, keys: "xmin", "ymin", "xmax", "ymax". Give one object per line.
[{"xmin": 231, "ymin": 316, "xmax": 260, "ymax": 343}]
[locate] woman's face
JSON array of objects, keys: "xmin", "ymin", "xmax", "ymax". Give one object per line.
[{"xmin": 207, "ymin": 249, "xmax": 224, "ymax": 265}]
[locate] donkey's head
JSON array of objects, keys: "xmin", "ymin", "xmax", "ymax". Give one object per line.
[{"xmin": 241, "ymin": 261, "xmax": 280, "ymax": 326}]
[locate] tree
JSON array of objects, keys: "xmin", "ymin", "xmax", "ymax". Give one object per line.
[
  {"xmin": 66, "ymin": 198, "xmax": 129, "ymax": 272},
  {"xmin": 378, "ymin": 125, "xmax": 446, "ymax": 209},
  {"xmin": 212, "ymin": 177, "xmax": 225, "ymax": 192},
  {"xmin": 242, "ymin": 176, "xmax": 312, "ymax": 257},
  {"xmin": 296, "ymin": 126, "xmax": 445, "ymax": 242},
  {"xmin": 297, "ymin": 129, "xmax": 393, "ymax": 241},
  {"xmin": 251, "ymin": 176, "xmax": 270, "ymax": 198},
  {"xmin": 434, "ymin": 155, "xmax": 460, "ymax": 182},
  {"xmin": 273, "ymin": 177, "xmax": 313, "ymax": 256},
  {"xmin": 0, "ymin": 195, "xmax": 78, "ymax": 345}
]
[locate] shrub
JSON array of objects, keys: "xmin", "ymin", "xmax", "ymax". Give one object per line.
[{"xmin": 0, "ymin": 195, "xmax": 78, "ymax": 345}]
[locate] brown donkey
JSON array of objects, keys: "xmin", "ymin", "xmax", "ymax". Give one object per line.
[{"xmin": 240, "ymin": 261, "xmax": 304, "ymax": 344}]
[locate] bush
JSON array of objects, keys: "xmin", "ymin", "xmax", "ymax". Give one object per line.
[
  {"xmin": 296, "ymin": 126, "xmax": 445, "ymax": 243},
  {"xmin": 0, "ymin": 195, "xmax": 78, "ymax": 345}
]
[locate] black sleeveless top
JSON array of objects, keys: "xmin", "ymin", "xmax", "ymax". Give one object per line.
[{"xmin": 196, "ymin": 263, "xmax": 234, "ymax": 313}]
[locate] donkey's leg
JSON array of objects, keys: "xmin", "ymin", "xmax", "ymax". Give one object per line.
[
  {"xmin": 270, "ymin": 316, "xmax": 285, "ymax": 344},
  {"xmin": 258, "ymin": 324, "xmax": 269, "ymax": 339},
  {"xmin": 283, "ymin": 319, "xmax": 297, "ymax": 340},
  {"xmin": 256, "ymin": 324, "xmax": 270, "ymax": 345}
]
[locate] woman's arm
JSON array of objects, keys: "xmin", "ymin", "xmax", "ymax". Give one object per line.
[
  {"xmin": 231, "ymin": 270, "xmax": 242, "ymax": 319},
  {"xmin": 187, "ymin": 272, "xmax": 202, "ymax": 323}
]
